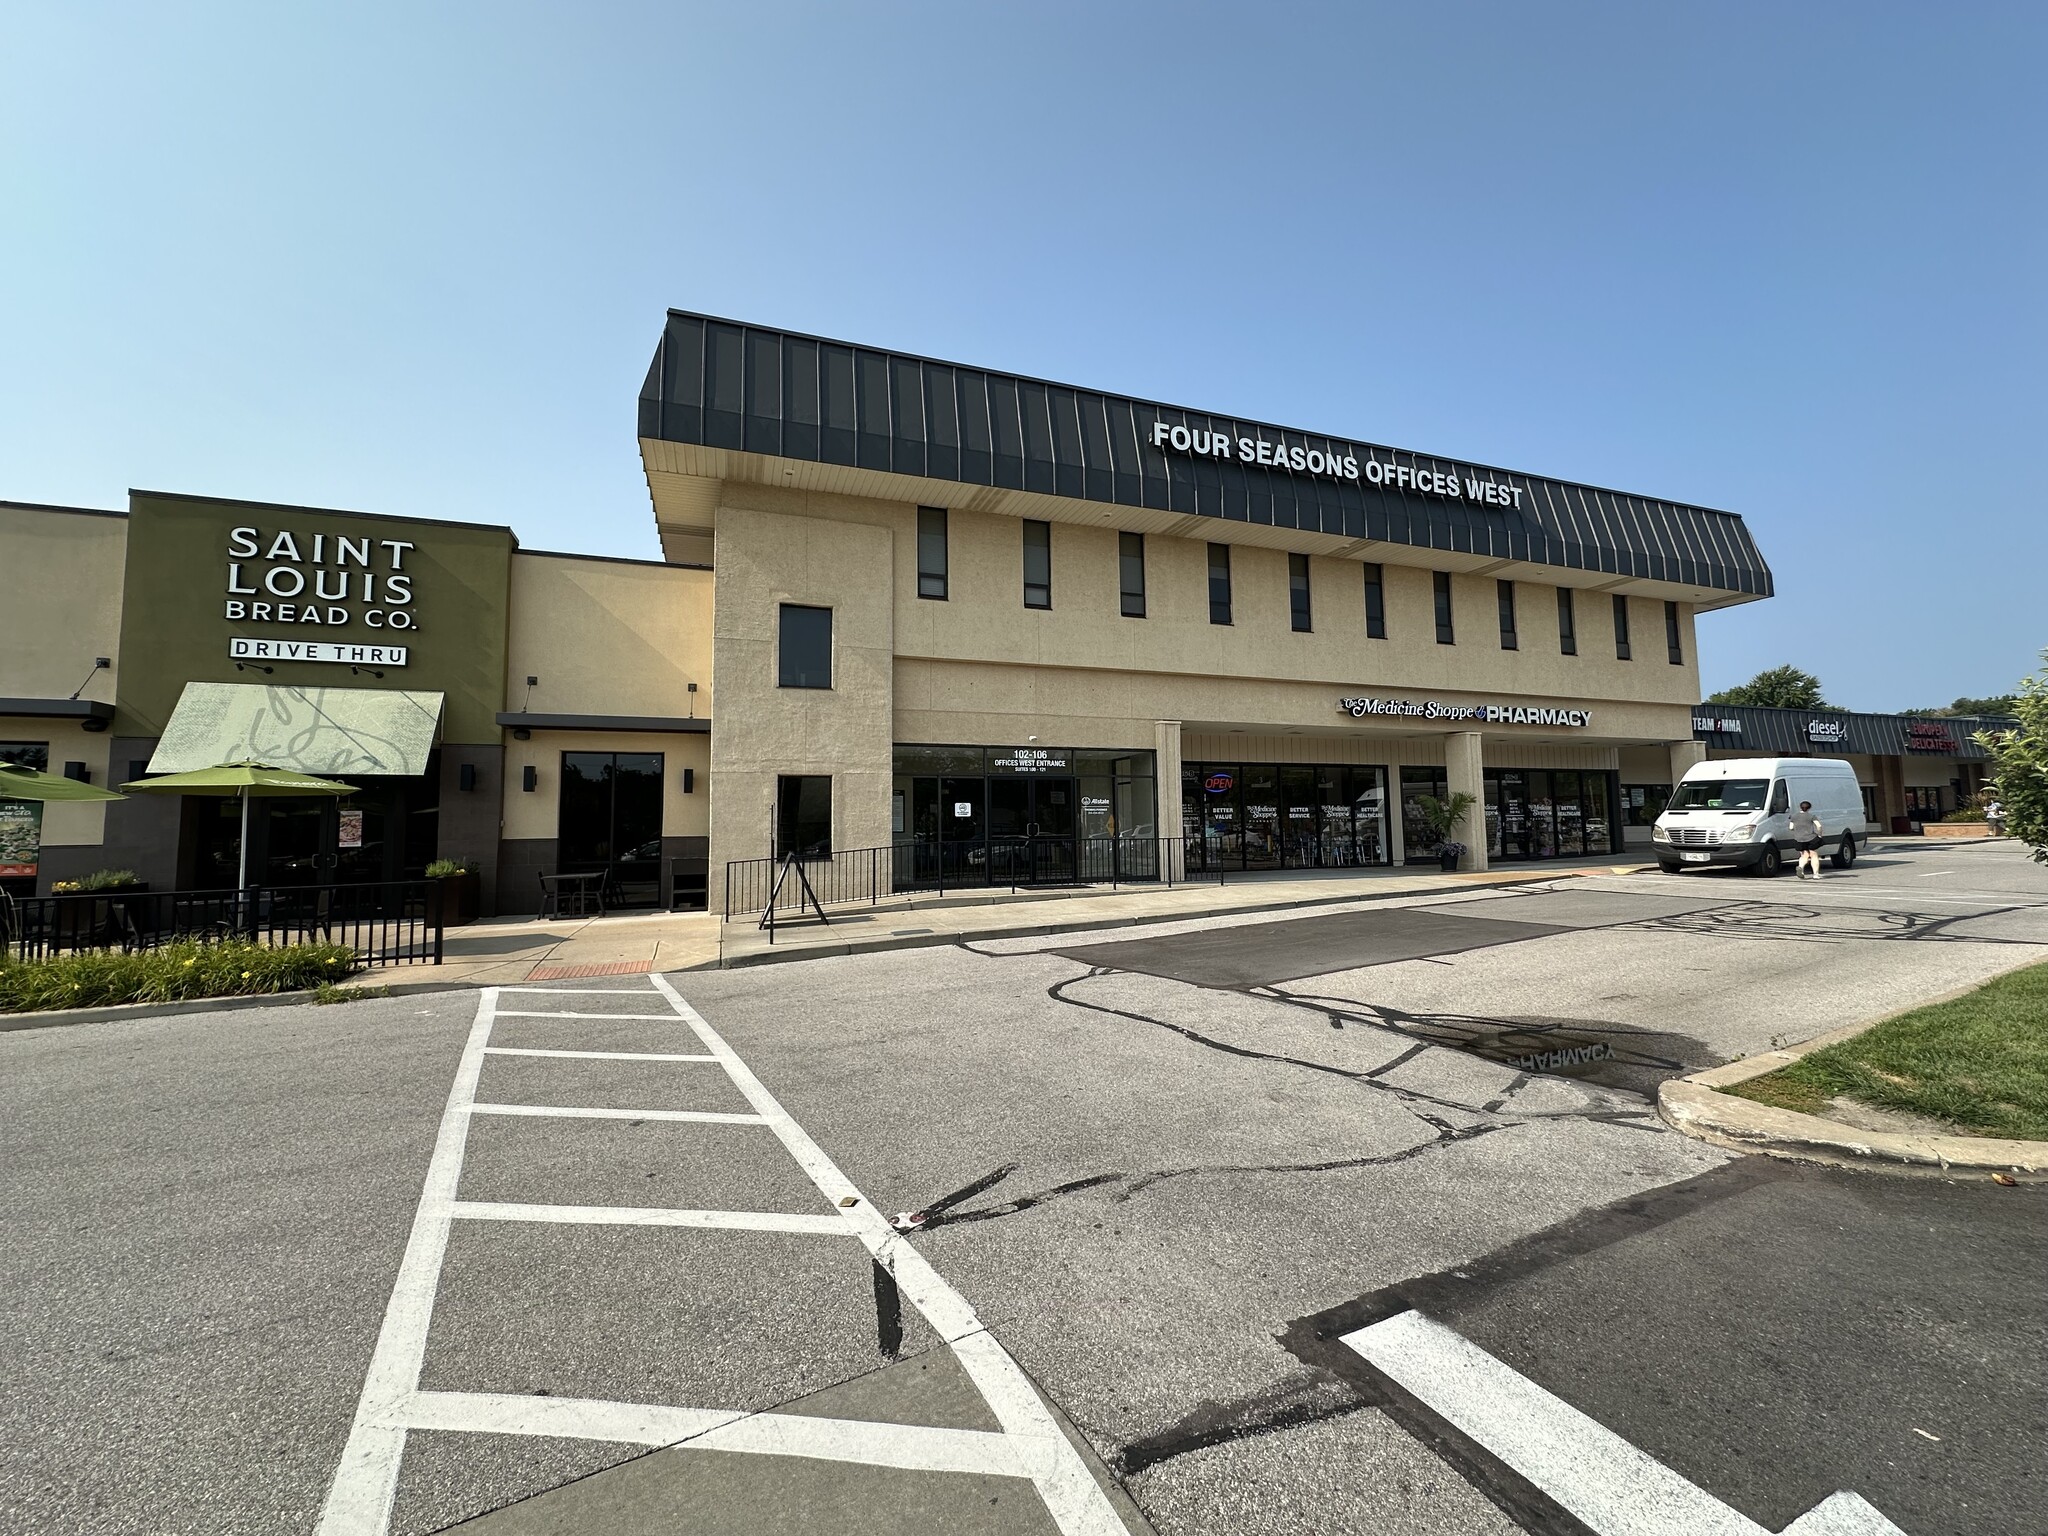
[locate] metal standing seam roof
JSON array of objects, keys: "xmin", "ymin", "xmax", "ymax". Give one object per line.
[
  {"xmin": 1691, "ymin": 704, "xmax": 2018, "ymax": 759},
  {"xmin": 638, "ymin": 310, "xmax": 1774, "ymax": 601}
]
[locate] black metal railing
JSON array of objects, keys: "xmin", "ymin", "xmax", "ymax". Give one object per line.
[
  {"xmin": 723, "ymin": 835, "xmax": 1212, "ymax": 919},
  {"xmin": 1, "ymin": 881, "xmax": 444, "ymax": 965}
]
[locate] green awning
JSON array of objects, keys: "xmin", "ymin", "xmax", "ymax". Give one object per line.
[{"xmin": 148, "ymin": 682, "xmax": 445, "ymax": 777}]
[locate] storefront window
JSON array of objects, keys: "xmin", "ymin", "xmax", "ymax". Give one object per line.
[
  {"xmin": 1186, "ymin": 761, "xmax": 1389, "ymax": 872},
  {"xmin": 1622, "ymin": 784, "xmax": 1671, "ymax": 826},
  {"xmin": 1401, "ymin": 767, "xmax": 1448, "ymax": 863},
  {"xmin": 563, "ymin": 752, "xmax": 664, "ymax": 905},
  {"xmin": 890, "ymin": 745, "xmax": 1157, "ymax": 889},
  {"xmin": 774, "ymin": 774, "xmax": 832, "ymax": 860}
]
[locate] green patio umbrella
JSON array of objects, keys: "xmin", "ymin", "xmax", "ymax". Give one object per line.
[
  {"xmin": 120, "ymin": 761, "xmax": 355, "ymax": 891},
  {"xmin": 0, "ymin": 760, "xmax": 126, "ymax": 802}
]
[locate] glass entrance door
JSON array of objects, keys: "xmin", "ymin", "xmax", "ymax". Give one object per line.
[
  {"xmin": 559, "ymin": 752, "xmax": 664, "ymax": 907},
  {"xmin": 987, "ymin": 776, "xmax": 1077, "ymax": 884}
]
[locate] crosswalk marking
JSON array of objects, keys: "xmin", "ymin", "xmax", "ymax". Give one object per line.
[
  {"xmin": 317, "ymin": 979, "xmax": 1128, "ymax": 1536},
  {"xmin": 482, "ymin": 1046, "xmax": 719, "ymax": 1062}
]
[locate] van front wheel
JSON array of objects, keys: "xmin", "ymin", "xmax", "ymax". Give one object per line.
[
  {"xmin": 1834, "ymin": 833, "xmax": 1857, "ymax": 869},
  {"xmin": 1753, "ymin": 844, "xmax": 1783, "ymax": 878}
]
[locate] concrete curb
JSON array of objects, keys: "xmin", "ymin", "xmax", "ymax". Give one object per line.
[
  {"xmin": 0, "ymin": 976, "xmax": 479, "ymax": 1033},
  {"xmin": 1656, "ymin": 977, "xmax": 2048, "ymax": 1178},
  {"xmin": 717, "ymin": 864, "xmax": 1655, "ymax": 969}
]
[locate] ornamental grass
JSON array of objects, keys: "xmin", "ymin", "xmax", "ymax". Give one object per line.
[{"xmin": 0, "ymin": 940, "xmax": 360, "ymax": 1014}]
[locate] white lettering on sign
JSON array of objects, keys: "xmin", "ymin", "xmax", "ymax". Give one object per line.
[
  {"xmin": 224, "ymin": 525, "xmax": 419, "ymax": 633},
  {"xmin": 1339, "ymin": 696, "xmax": 1592, "ymax": 729},
  {"xmin": 1693, "ymin": 716, "xmax": 1743, "ymax": 733},
  {"xmin": 1807, "ymin": 719, "xmax": 1847, "ymax": 742},
  {"xmin": 229, "ymin": 638, "xmax": 410, "ymax": 666},
  {"xmin": 1147, "ymin": 420, "xmax": 1526, "ymax": 506}
]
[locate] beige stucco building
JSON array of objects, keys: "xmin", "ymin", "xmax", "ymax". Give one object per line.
[{"xmin": 3, "ymin": 311, "xmax": 1796, "ymax": 915}]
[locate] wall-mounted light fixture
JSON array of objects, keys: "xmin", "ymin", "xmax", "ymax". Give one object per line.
[
  {"xmin": 350, "ymin": 665, "xmax": 385, "ymax": 680},
  {"xmin": 235, "ymin": 661, "xmax": 274, "ymax": 674},
  {"xmin": 81, "ymin": 716, "xmax": 109, "ymax": 734},
  {"xmin": 512, "ymin": 727, "xmax": 531, "ymax": 741},
  {"xmin": 68, "ymin": 657, "xmax": 111, "ymax": 700},
  {"xmin": 682, "ymin": 767, "xmax": 695, "ymax": 794},
  {"xmin": 687, "ymin": 680, "xmax": 699, "ymax": 719},
  {"xmin": 522, "ymin": 765, "xmax": 538, "ymax": 793},
  {"xmin": 458, "ymin": 763, "xmax": 477, "ymax": 792},
  {"xmin": 521, "ymin": 675, "xmax": 539, "ymax": 711}
]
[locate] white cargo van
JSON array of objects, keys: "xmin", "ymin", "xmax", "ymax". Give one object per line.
[{"xmin": 1654, "ymin": 757, "xmax": 1865, "ymax": 876}]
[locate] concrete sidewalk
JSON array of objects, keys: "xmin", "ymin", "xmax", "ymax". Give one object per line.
[{"xmin": 347, "ymin": 857, "xmax": 1649, "ymax": 989}]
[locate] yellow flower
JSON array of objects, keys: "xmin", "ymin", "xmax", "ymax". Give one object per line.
[
  {"xmin": 184, "ymin": 959, "xmax": 196, "ymax": 967},
  {"xmin": 241, "ymin": 970, "xmax": 251, "ymax": 978}
]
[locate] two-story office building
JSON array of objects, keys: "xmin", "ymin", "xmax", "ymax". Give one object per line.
[{"xmin": 0, "ymin": 310, "xmax": 1772, "ymax": 911}]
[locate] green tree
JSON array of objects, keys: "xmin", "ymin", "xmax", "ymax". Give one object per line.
[
  {"xmin": 1704, "ymin": 665, "xmax": 1830, "ymax": 710},
  {"xmin": 1976, "ymin": 652, "xmax": 2048, "ymax": 865},
  {"xmin": 1944, "ymin": 694, "xmax": 2020, "ymax": 718}
]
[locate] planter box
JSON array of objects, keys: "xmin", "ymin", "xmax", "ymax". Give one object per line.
[
  {"xmin": 1922, "ymin": 822, "xmax": 1991, "ymax": 840},
  {"xmin": 432, "ymin": 871, "xmax": 482, "ymax": 926}
]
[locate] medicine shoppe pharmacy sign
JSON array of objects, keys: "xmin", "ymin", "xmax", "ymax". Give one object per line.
[
  {"xmin": 115, "ymin": 493, "xmax": 515, "ymax": 746},
  {"xmin": 1340, "ymin": 695, "xmax": 1594, "ymax": 728}
]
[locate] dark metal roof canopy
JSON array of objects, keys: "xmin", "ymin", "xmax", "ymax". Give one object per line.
[
  {"xmin": 639, "ymin": 310, "xmax": 1774, "ymax": 600},
  {"xmin": 1692, "ymin": 704, "xmax": 2018, "ymax": 759}
]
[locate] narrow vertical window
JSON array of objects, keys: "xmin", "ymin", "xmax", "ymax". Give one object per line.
[
  {"xmin": 916, "ymin": 506, "xmax": 947, "ymax": 600},
  {"xmin": 1557, "ymin": 587, "xmax": 1577, "ymax": 655},
  {"xmin": 1208, "ymin": 543, "xmax": 1232, "ymax": 625},
  {"xmin": 1289, "ymin": 552, "xmax": 1312, "ymax": 632},
  {"xmin": 1119, "ymin": 532, "xmax": 1146, "ymax": 618},
  {"xmin": 775, "ymin": 774, "xmax": 832, "ymax": 858},
  {"xmin": 1497, "ymin": 580, "xmax": 1518, "ymax": 651},
  {"xmin": 1665, "ymin": 600, "xmax": 1683, "ymax": 665},
  {"xmin": 1022, "ymin": 520, "xmax": 1051, "ymax": 609},
  {"xmin": 1362, "ymin": 562, "xmax": 1385, "ymax": 639},
  {"xmin": 1433, "ymin": 571, "xmax": 1454, "ymax": 645},
  {"xmin": 777, "ymin": 604, "xmax": 832, "ymax": 688},
  {"xmin": 1613, "ymin": 594, "xmax": 1632, "ymax": 660}
]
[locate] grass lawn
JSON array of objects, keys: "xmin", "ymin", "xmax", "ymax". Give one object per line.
[{"xmin": 1728, "ymin": 960, "xmax": 2048, "ymax": 1140}]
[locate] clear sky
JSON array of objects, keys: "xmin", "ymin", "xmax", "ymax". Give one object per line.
[{"xmin": 4, "ymin": 3, "xmax": 2041, "ymax": 710}]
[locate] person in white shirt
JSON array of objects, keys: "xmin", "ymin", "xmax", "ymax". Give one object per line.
[
  {"xmin": 1986, "ymin": 798, "xmax": 2005, "ymax": 836},
  {"xmin": 1789, "ymin": 800, "xmax": 1825, "ymax": 879}
]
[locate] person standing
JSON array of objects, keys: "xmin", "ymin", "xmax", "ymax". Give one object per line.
[
  {"xmin": 1789, "ymin": 799, "xmax": 1826, "ymax": 879},
  {"xmin": 1986, "ymin": 797, "xmax": 2006, "ymax": 836}
]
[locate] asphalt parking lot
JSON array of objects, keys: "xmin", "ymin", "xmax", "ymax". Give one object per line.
[{"xmin": 3, "ymin": 841, "xmax": 2044, "ymax": 1535}]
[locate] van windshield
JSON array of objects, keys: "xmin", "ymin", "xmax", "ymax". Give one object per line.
[{"xmin": 1671, "ymin": 779, "xmax": 1769, "ymax": 811}]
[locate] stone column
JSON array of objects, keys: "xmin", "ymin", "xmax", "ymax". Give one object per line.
[
  {"xmin": 1445, "ymin": 731, "xmax": 1487, "ymax": 872},
  {"xmin": 1154, "ymin": 719, "xmax": 1183, "ymax": 879},
  {"xmin": 1668, "ymin": 739, "xmax": 1707, "ymax": 784}
]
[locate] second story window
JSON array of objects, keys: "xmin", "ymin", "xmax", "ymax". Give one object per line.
[
  {"xmin": 1363, "ymin": 562, "xmax": 1386, "ymax": 639},
  {"xmin": 1022, "ymin": 520, "xmax": 1051, "ymax": 609},
  {"xmin": 1119, "ymin": 532, "xmax": 1146, "ymax": 618},
  {"xmin": 1433, "ymin": 571, "xmax": 1455, "ymax": 645},
  {"xmin": 1613, "ymin": 594, "xmax": 1633, "ymax": 661},
  {"xmin": 1665, "ymin": 600, "xmax": 1684, "ymax": 665},
  {"xmin": 777, "ymin": 603, "xmax": 832, "ymax": 689},
  {"xmin": 1208, "ymin": 543, "xmax": 1232, "ymax": 625},
  {"xmin": 916, "ymin": 507, "xmax": 947, "ymax": 600},
  {"xmin": 1289, "ymin": 553, "xmax": 1312, "ymax": 632},
  {"xmin": 1497, "ymin": 580, "xmax": 1518, "ymax": 651},
  {"xmin": 1558, "ymin": 587, "xmax": 1578, "ymax": 655}
]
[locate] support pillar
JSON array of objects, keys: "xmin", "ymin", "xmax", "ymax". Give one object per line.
[
  {"xmin": 1669, "ymin": 739, "xmax": 1707, "ymax": 785},
  {"xmin": 1154, "ymin": 720, "xmax": 1183, "ymax": 879},
  {"xmin": 1445, "ymin": 731, "xmax": 1487, "ymax": 872}
]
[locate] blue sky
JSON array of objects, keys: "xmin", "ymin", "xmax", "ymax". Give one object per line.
[{"xmin": 3, "ymin": 3, "xmax": 2041, "ymax": 710}]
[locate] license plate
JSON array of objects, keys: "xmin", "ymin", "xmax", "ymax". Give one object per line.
[{"xmin": 1682, "ymin": 851, "xmax": 1711, "ymax": 863}]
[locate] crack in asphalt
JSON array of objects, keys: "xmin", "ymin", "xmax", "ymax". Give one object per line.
[{"xmin": 1620, "ymin": 898, "xmax": 2041, "ymax": 945}]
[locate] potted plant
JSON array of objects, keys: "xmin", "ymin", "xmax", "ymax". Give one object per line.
[
  {"xmin": 1416, "ymin": 793, "xmax": 1478, "ymax": 871},
  {"xmin": 425, "ymin": 857, "xmax": 482, "ymax": 926}
]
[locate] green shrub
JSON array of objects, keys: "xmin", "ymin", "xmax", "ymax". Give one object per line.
[
  {"xmin": 424, "ymin": 858, "xmax": 477, "ymax": 878},
  {"xmin": 0, "ymin": 941, "xmax": 360, "ymax": 1013},
  {"xmin": 49, "ymin": 868, "xmax": 144, "ymax": 894},
  {"xmin": 1943, "ymin": 807, "xmax": 1987, "ymax": 823}
]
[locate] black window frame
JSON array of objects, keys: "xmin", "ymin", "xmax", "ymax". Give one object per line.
[
  {"xmin": 1288, "ymin": 552, "xmax": 1312, "ymax": 633},
  {"xmin": 1119, "ymin": 531, "xmax": 1146, "ymax": 618},
  {"xmin": 1363, "ymin": 562, "xmax": 1385, "ymax": 639},
  {"xmin": 1208, "ymin": 543, "xmax": 1232, "ymax": 626},
  {"xmin": 775, "ymin": 774, "xmax": 833, "ymax": 860},
  {"xmin": 1613, "ymin": 594, "xmax": 1632, "ymax": 661},
  {"xmin": 916, "ymin": 506, "xmax": 947, "ymax": 600},
  {"xmin": 777, "ymin": 603, "xmax": 833, "ymax": 689},
  {"xmin": 1557, "ymin": 586, "xmax": 1577, "ymax": 655},
  {"xmin": 1665, "ymin": 600, "xmax": 1684, "ymax": 665},
  {"xmin": 1022, "ymin": 519, "xmax": 1051, "ymax": 609},
  {"xmin": 1497, "ymin": 579, "xmax": 1518, "ymax": 651},
  {"xmin": 1433, "ymin": 571, "xmax": 1455, "ymax": 645}
]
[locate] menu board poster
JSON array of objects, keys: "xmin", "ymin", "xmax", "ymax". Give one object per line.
[{"xmin": 0, "ymin": 799, "xmax": 44, "ymax": 877}]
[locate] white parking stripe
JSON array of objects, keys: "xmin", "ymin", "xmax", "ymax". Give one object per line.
[
  {"xmin": 649, "ymin": 973, "xmax": 1128, "ymax": 1535},
  {"xmin": 317, "ymin": 989, "xmax": 501, "ymax": 1536},
  {"xmin": 467, "ymin": 1103, "xmax": 767, "ymax": 1125},
  {"xmin": 494, "ymin": 1011, "xmax": 682, "ymax": 1020},
  {"xmin": 450, "ymin": 1200, "xmax": 852, "ymax": 1235},
  {"xmin": 497, "ymin": 988, "xmax": 662, "ymax": 995},
  {"xmin": 393, "ymin": 1390, "xmax": 1028, "ymax": 1476},
  {"xmin": 482, "ymin": 1046, "xmax": 719, "ymax": 1062}
]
